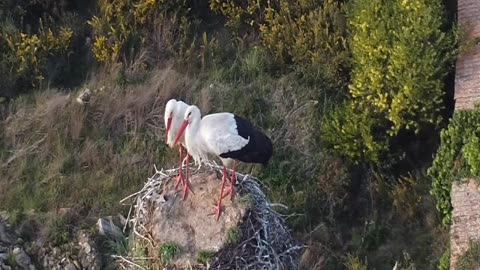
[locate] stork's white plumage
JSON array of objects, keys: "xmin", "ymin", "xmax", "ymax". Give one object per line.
[
  {"xmin": 164, "ymin": 99, "xmax": 189, "ymax": 147},
  {"xmin": 174, "ymin": 105, "xmax": 273, "ymax": 220},
  {"xmin": 164, "ymin": 99, "xmax": 192, "ymax": 199}
]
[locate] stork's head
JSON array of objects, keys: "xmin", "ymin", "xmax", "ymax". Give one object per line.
[
  {"xmin": 173, "ymin": 105, "xmax": 201, "ymax": 145},
  {"xmin": 164, "ymin": 99, "xmax": 177, "ymax": 143}
]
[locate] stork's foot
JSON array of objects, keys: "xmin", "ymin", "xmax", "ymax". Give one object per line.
[
  {"xmin": 174, "ymin": 173, "xmax": 184, "ymax": 188},
  {"xmin": 221, "ymin": 172, "xmax": 236, "ymax": 200},
  {"xmin": 208, "ymin": 203, "xmax": 222, "ymax": 221},
  {"xmin": 221, "ymin": 185, "xmax": 235, "ymax": 201},
  {"xmin": 182, "ymin": 179, "xmax": 194, "ymax": 200}
]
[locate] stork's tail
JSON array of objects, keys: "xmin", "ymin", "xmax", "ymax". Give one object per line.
[{"xmin": 253, "ymin": 129, "xmax": 273, "ymax": 166}]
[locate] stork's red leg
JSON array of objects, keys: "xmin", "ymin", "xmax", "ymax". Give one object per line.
[
  {"xmin": 222, "ymin": 160, "xmax": 237, "ymax": 201},
  {"xmin": 209, "ymin": 166, "xmax": 227, "ymax": 220},
  {"xmin": 175, "ymin": 145, "xmax": 184, "ymax": 188},
  {"xmin": 182, "ymin": 153, "xmax": 194, "ymax": 200}
]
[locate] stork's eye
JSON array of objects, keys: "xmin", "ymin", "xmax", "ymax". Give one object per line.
[{"xmin": 188, "ymin": 112, "xmax": 191, "ymax": 117}]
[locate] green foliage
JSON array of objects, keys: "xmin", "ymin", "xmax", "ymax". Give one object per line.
[
  {"xmin": 158, "ymin": 242, "xmax": 180, "ymax": 265},
  {"xmin": 1, "ymin": 19, "xmax": 73, "ymax": 92},
  {"xmin": 0, "ymin": 18, "xmax": 20, "ymax": 97},
  {"xmin": 5, "ymin": 22, "xmax": 73, "ymax": 87},
  {"xmin": 208, "ymin": 0, "xmax": 261, "ymax": 30},
  {"xmin": 240, "ymin": 46, "xmax": 266, "ymax": 79},
  {"xmin": 197, "ymin": 250, "xmax": 215, "ymax": 264},
  {"xmin": 462, "ymin": 134, "xmax": 480, "ymax": 175},
  {"xmin": 45, "ymin": 214, "xmax": 70, "ymax": 246},
  {"xmin": 457, "ymin": 242, "xmax": 480, "ymax": 270},
  {"xmin": 226, "ymin": 226, "xmax": 241, "ymax": 244},
  {"xmin": 437, "ymin": 249, "xmax": 450, "ymax": 270},
  {"xmin": 210, "ymin": 0, "xmax": 349, "ymax": 86},
  {"xmin": 321, "ymin": 101, "xmax": 387, "ymax": 164},
  {"xmin": 88, "ymin": 0, "xmax": 197, "ymax": 65},
  {"xmin": 428, "ymin": 109, "xmax": 480, "ymax": 225},
  {"xmin": 349, "ymin": 0, "xmax": 455, "ymax": 135},
  {"xmin": 344, "ymin": 254, "xmax": 367, "ymax": 270},
  {"xmin": 0, "ymin": 1, "xmax": 92, "ymax": 97},
  {"xmin": 7, "ymin": 251, "xmax": 16, "ymax": 267},
  {"xmin": 322, "ymin": 0, "xmax": 457, "ymax": 165}
]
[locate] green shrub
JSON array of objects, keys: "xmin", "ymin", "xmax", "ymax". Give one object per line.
[
  {"xmin": 210, "ymin": 0, "xmax": 349, "ymax": 86},
  {"xmin": 322, "ymin": 0, "xmax": 455, "ymax": 165},
  {"xmin": 428, "ymin": 108, "xmax": 480, "ymax": 225},
  {"xmin": 321, "ymin": 101, "xmax": 387, "ymax": 164},
  {"xmin": 348, "ymin": 0, "xmax": 455, "ymax": 136},
  {"xmin": 5, "ymin": 20, "xmax": 73, "ymax": 87},
  {"xmin": 0, "ymin": 1, "xmax": 91, "ymax": 95},
  {"xmin": 88, "ymin": 0, "xmax": 197, "ymax": 65},
  {"xmin": 437, "ymin": 249, "xmax": 450, "ymax": 270}
]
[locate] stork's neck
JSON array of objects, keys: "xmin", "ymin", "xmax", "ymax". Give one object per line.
[{"xmin": 185, "ymin": 116, "xmax": 201, "ymax": 156}]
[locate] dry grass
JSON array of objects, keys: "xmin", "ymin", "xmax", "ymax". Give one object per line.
[{"xmin": 0, "ymin": 66, "xmax": 191, "ymax": 216}]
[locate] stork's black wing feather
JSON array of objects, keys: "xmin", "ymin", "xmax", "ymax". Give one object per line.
[{"xmin": 219, "ymin": 115, "xmax": 273, "ymax": 165}]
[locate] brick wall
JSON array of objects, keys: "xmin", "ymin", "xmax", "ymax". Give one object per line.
[
  {"xmin": 454, "ymin": 0, "xmax": 480, "ymax": 110},
  {"xmin": 450, "ymin": 180, "xmax": 480, "ymax": 269},
  {"xmin": 450, "ymin": 0, "xmax": 480, "ymax": 268}
]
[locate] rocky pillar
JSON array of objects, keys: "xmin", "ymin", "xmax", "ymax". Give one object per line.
[
  {"xmin": 450, "ymin": 180, "xmax": 480, "ymax": 268},
  {"xmin": 450, "ymin": 0, "xmax": 480, "ymax": 268}
]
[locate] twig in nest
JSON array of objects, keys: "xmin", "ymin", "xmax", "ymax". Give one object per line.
[{"xmin": 112, "ymin": 255, "xmax": 146, "ymax": 270}]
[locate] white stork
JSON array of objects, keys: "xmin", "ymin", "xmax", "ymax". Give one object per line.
[
  {"xmin": 173, "ymin": 105, "xmax": 273, "ymax": 220},
  {"xmin": 164, "ymin": 99, "xmax": 193, "ymax": 199}
]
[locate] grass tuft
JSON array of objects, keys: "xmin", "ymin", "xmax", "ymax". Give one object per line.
[
  {"xmin": 457, "ymin": 241, "xmax": 480, "ymax": 270},
  {"xmin": 197, "ymin": 250, "xmax": 215, "ymax": 265},
  {"xmin": 226, "ymin": 226, "xmax": 241, "ymax": 245},
  {"xmin": 158, "ymin": 242, "xmax": 180, "ymax": 265}
]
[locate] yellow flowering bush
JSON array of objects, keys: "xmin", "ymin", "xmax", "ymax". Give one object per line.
[
  {"xmin": 320, "ymin": 0, "xmax": 456, "ymax": 164},
  {"xmin": 88, "ymin": 0, "xmax": 191, "ymax": 64},
  {"xmin": 210, "ymin": 0, "xmax": 349, "ymax": 85},
  {"xmin": 349, "ymin": 0, "xmax": 455, "ymax": 136},
  {"xmin": 5, "ymin": 20, "xmax": 73, "ymax": 86}
]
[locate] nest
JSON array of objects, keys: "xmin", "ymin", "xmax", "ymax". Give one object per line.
[{"xmin": 118, "ymin": 161, "xmax": 302, "ymax": 270}]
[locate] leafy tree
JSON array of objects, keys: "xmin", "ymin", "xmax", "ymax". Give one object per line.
[{"xmin": 323, "ymin": 0, "xmax": 455, "ymax": 164}]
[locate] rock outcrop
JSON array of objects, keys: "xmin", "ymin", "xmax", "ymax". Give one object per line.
[
  {"xmin": 451, "ymin": 180, "xmax": 480, "ymax": 268},
  {"xmin": 0, "ymin": 220, "xmax": 36, "ymax": 270},
  {"xmin": 0, "ymin": 216, "xmax": 101, "ymax": 270}
]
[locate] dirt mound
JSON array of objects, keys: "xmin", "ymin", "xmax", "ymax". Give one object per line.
[
  {"xmin": 150, "ymin": 171, "xmax": 248, "ymax": 266},
  {"xmin": 120, "ymin": 162, "xmax": 301, "ymax": 269}
]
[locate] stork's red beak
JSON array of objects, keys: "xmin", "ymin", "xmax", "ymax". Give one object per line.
[
  {"xmin": 165, "ymin": 117, "xmax": 172, "ymax": 144},
  {"xmin": 173, "ymin": 120, "xmax": 188, "ymax": 145}
]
